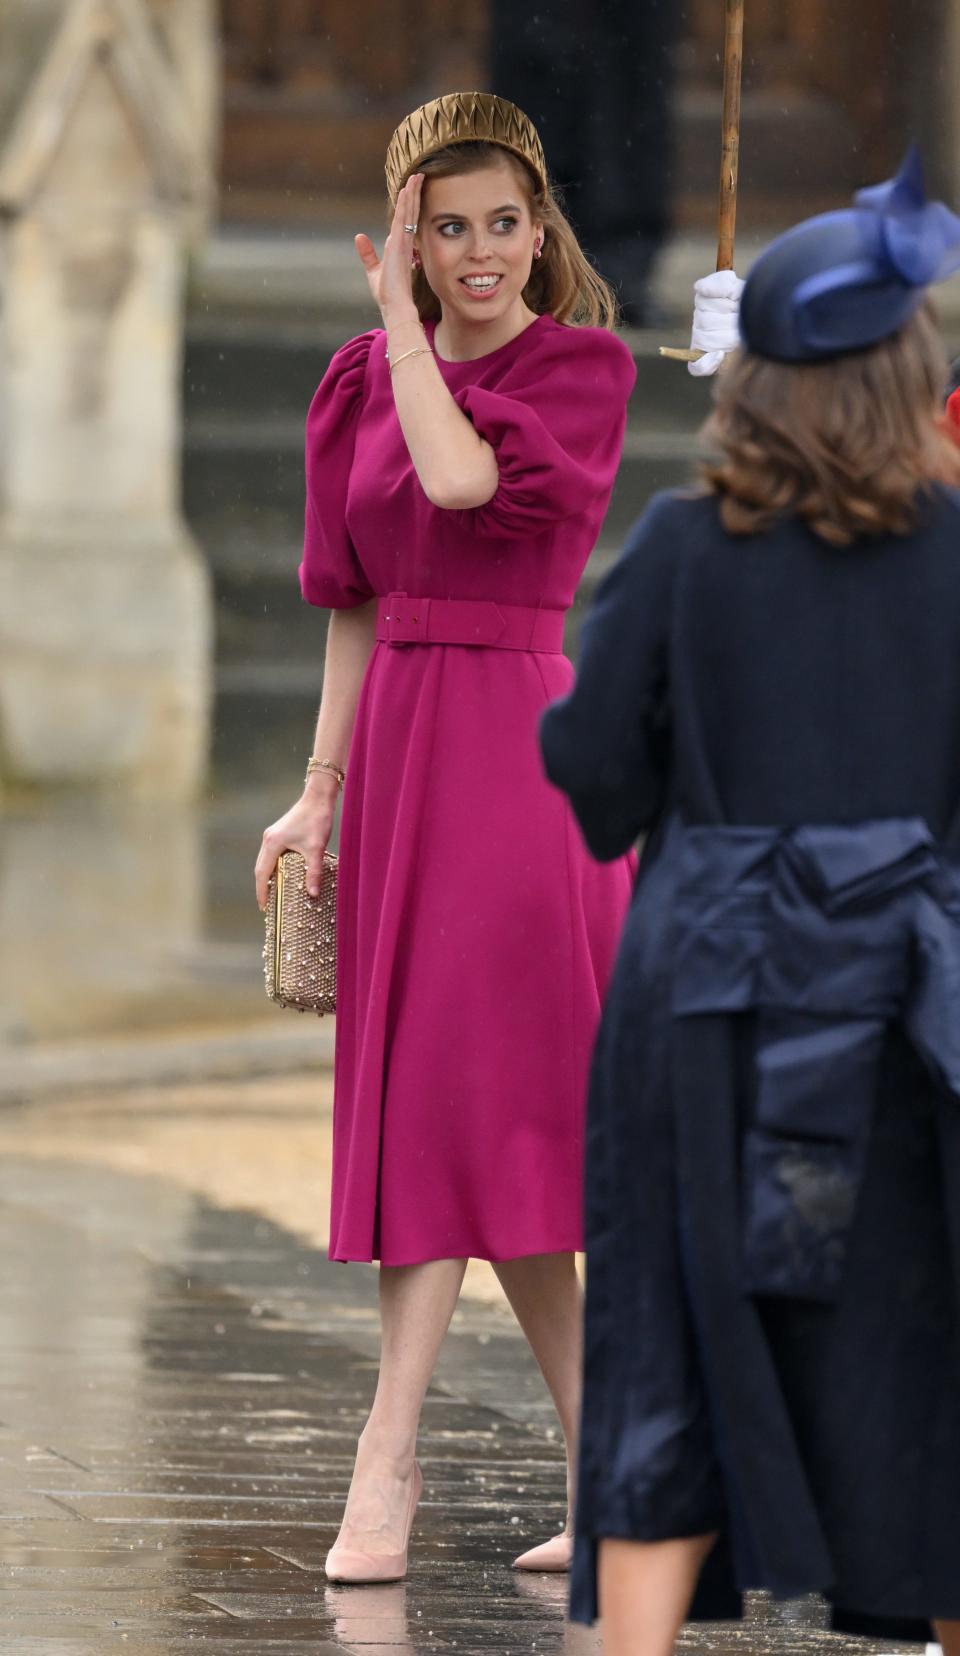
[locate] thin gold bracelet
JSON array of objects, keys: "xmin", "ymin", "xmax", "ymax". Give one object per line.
[
  {"xmin": 306, "ymin": 757, "xmax": 345, "ymax": 789},
  {"xmin": 388, "ymin": 345, "xmax": 433, "ymax": 375}
]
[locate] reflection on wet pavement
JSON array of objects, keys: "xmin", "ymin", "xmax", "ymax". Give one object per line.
[
  {"xmin": 0, "ymin": 1156, "xmax": 576, "ymax": 1653},
  {"xmin": 0, "ymin": 1156, "xmax": 918, "ymax": 1654},
  {"xmin": 0, "ymin": 791, "xmax": 296, "ymax": 1047}
]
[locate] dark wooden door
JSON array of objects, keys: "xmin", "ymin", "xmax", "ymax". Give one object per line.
[
  {"xmin": 677, "ymin": 0, "xmax": 905, "ymax": 219},
  {"xmin": 218, "ymin": 0, "xmax": 923, "ymax": 226},
  {"xmin": 219, "ymin": 0, "xmax": 487, "ymax": 221}
]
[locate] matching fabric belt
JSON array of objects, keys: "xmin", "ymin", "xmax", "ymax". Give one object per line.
[{"xmin": 376, "ymin": 591, "xmax": 565, "ymax": 653}]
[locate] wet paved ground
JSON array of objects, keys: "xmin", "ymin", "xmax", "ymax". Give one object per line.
[
  {"xmin": 0, "ymin": 1123, "xmax": 922, "ymax": 1654},
  {"xmin": 0, "ymin": 1152, "xmax": 584, "ymax": 1654}
]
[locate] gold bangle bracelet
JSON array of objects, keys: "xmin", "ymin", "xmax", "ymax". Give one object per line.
[
  {"xmin": 306, "ymin": 758, "xmax": 345, "ymax": 789},
  {"xmin": 385, "ymin": 319, "xmax": 426, "ymax": 359},
  {"xmin": 388, "ymin": 345, "xmax": 433, "ymax": 374}
]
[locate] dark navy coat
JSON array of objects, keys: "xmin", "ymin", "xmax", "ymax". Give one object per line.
[{"xmin": 540, "ymin": 485, "xmax": 960, "ymax": 1635}]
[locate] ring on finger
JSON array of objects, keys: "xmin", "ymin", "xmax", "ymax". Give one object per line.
[{"xmin": 403, "ymin": 223, "xmax": 417, "ymax": 233}]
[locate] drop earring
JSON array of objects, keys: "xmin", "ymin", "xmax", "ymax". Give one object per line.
[
  {"xmin": 412, "ymin": 248, "xmax": 422, "ymax": 270},
  {"xmin": 534, "ymin": 238, "xmax": 543, "ymax": 259}
]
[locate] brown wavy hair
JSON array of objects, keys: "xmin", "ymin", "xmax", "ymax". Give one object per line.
[
  {"xmin": 397, "ymin": 141, "xmax": 617, "ymax": 330},
  {"xmin": 702, "ymin": 301, "xmax": 960, "ymax": 545}
]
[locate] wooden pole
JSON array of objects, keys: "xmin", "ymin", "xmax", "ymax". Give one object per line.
[
  {"xmin": 717, "ymin": 0, "xmax": 744, "ymax": 271},
  {"xmin": 659, "ymin": 0, "xmax": 746, "ymax": 359}
]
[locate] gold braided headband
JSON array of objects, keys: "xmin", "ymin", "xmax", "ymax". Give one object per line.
[{"xmin": 385, "ymin": 91, "xmax": 548, "ymax": 205}]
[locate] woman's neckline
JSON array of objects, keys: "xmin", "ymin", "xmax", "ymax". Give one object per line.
[{"xmin": 424, "ymin": 312, "xmax": 552, "ymax": 368}]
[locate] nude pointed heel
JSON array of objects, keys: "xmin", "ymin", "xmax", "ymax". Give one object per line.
[
  {"xmin": 512, "ymin": 1530, "xmax": 574, "ymax": 1572},
  {"xmin": 325, "ymin": 1462, "xmax": 423, "ymax": 1585}
]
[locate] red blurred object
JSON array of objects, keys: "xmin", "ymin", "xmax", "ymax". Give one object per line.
[{"xmin": 946, "ymin": 386, "xmax": 960, "ymax": 440}]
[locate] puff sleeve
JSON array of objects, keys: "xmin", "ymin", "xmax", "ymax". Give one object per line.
[
  {"xmin": 299, "ymin": 331, "xmax": 378, "ymax": 609},
  {"xmin": 454, "ymin": 325, "xmax": 636, "ymax": 537},
  {"xmin": 540, "ymin": 492, "xmax": 684, "ymax": 860}
]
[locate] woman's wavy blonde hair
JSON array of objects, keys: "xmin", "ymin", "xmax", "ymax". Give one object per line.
[
  {"xmin": 702, "ymin": 301, "xmax": 960, "ymax": 545},
  {"xmin": 399, "ymin": 141, "xmax": 617, "ymax": 330}
]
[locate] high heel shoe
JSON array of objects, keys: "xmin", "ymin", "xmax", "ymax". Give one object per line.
[
  {"xmin": 325, "ymin": 1461, "xmax": 423, "ymax": 1584},
  {"xmin": 512, "ymin": 1530, "xmax": 573, "ymax": 1572}
]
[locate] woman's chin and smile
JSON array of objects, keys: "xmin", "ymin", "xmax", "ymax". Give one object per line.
[
  {"xmin": 458, "ymin": 271, "xmax": 506, "ymax": 300},
  {"xmin": 442, "ymin": 269, "xmax": 517, "ymax": 320}
]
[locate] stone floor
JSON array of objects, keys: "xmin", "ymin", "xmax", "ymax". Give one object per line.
[
  {"xmin": 0, "ymin": 1153, "xmax": 579, "ymax": 1655},
  {"xmin": 0, "ymin": 1091, "xmax": 925, "ymax": 1655},
  {"xmin": 0, "ymin": 1067, "xmax": 514, "ymax": 1308}
]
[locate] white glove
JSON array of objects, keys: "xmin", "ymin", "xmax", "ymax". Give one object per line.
[{"xmin": 688, "ymin": 268, "xmax": 744, "ymax": 377}]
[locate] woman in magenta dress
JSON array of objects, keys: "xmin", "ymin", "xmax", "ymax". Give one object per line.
[{"xmin": 254, "ymin": 92, "xmax": 635, "ymax": 1583}]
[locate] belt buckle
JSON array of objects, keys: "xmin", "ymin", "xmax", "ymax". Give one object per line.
[{"xmin": 383, "ymin": 592, "xmax": 429, "ymax": 645}]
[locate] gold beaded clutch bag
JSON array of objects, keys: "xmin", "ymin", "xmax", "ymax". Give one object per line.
[{"xmin": 263, "ymin": 850, "xmax": 338, "ymax": 1015}]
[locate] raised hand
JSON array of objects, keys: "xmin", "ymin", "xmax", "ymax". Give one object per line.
[
  {"xmin": 687, "ymin": 269, "xmax": 744, "ymax": 378},
  {"xmin": 355, "ymin": 174, "xmax": 424, "ymax": 323}
]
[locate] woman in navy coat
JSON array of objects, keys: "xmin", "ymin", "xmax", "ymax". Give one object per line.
[{"xmin": 541, "ymin": 151, "xmax": 960, "ymax": 1655}]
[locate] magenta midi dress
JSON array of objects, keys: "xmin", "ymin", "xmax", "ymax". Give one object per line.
[{"xmin": 300, "ymin": 313, "xmax": 636, "ymax": 1266}]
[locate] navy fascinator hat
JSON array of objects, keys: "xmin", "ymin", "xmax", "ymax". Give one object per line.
[{"xmin": 739, "ymin": 148, "xmax": 960, "ymax": 362}]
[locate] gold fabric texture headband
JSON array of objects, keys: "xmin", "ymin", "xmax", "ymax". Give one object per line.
[{"xmin": 385, "ymin": 91, "xmax": 548, "ymax": 205}]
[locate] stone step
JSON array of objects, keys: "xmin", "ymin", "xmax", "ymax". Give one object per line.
[
  {"xmin": 183, "ymin": 307, "xmax": 702, "ymax": 741},
  {"xmin": 183, "ymin": 320, "xmax": 713, "ymax": 432},
  {"xmin": 185, "ymin": 428, "xmax": 695, "ymax": 548},
  {"xmin": 187, "ymin": 364, "xmax": 695, "ymax": 690},
  {"xmin": 209, "ymin": 560, "xmax": 615, "ymax": 788},
  {"xmin": 189, "ymin": 224, "xmax": 960, "ymax": 344},
  {"xmin": 188, "ymin": 227, "xmax": 718, "ymax": 330},
  {"xmin": 192, "ymin": 446, "xmax": 688, "ymax": 685},
  {"xmin": 209, "ymin": 521, "xmax": 628, "ymax": 667}
]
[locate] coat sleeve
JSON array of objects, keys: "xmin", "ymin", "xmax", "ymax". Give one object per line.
[
  {"xmin": 452, "ymin": 326, "xmax": 636, "ymax": 537},
  {"xmin": 299, "ymin": 331, "xmax": 379, "ymax": 609},
  {"xmin": 540, "ymin": 492, "xmax": 682, "ymax": 860}
]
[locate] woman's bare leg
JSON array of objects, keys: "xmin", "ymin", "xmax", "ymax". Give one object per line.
[
  {"xmin": 598, "ymin": 1534, "xmax": 717, "ymax": 1656},
  {"xmin": 934, "ymin": 1622, "xmax": 960, "ymax": 1656},
  {"xmin": 492, "ymin": 1252, "xmax": 582, "ymax": 1527},
  {"xmin": 332, "ymin": 1258, "xmax": 467, "ymax": 1554}
]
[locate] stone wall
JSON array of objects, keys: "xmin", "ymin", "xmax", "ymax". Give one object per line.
[
  {"xmin": 0, "ymin": 0, "xmax": 219, "ymax": 206},
  {"xmin": 0, "ymin": 0, "xmax": 218, "ymax": 800}
]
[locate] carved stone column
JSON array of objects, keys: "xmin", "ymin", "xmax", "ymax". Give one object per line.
[
  {"xmin": 148, "ymin": 0, "xmax": 220, "ymax": 238},
  {"xmin": 0, "ymin": 0, "xmax": 215, "ymax": 799}
]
